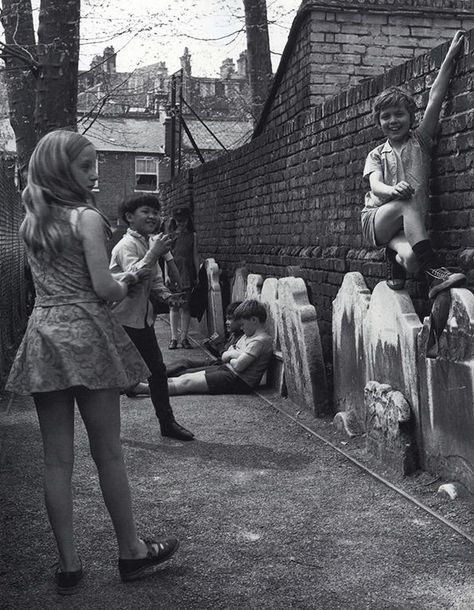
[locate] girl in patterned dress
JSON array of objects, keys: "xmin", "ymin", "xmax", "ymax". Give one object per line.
[
  {"xmin": 6, "ymin": 130, "xmax": 179, "ymax": 593},
  {"xmin": 167, "ymin": 207, "xmax": 200, "ymax": 350}
]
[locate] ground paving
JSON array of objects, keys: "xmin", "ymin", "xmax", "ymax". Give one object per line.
[{"xmin": 1, "ymin": 316, "xmax": 473, "ymax": 609}]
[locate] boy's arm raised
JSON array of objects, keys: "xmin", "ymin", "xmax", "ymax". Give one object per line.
[{"xmin": 420, "ymin": 30, "xmax": 465, "ymax": 138}]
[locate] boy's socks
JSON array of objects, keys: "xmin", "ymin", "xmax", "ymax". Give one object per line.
[{"xmin": 411, "ymin": 240, "xmax": 439, "ymax": 271}]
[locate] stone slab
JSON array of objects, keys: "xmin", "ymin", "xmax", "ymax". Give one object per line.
[
  {"xmin": 261, "ymin": 278, "xmax": 280, "ymax": 350},
  {"xmin": 332, "ymin": 272, "xmax": 371, "ymax": 431},
  {"xmin": 246, "ymin": 273, "xmax": 264, "ymax": 300},
  {"xmin": 364, "ymin": 381, "xmax": 417, "ymax": 476},
  {"xmin": 364, "ymin": 281, "xmax": 422, "ymax": 451},
  {"xmin": 231, "ymin": 266, "xmax": 248, "ymax": 302},
  {"xmin": 277, "ymin": 277, "xmax": 328, "ymax": 416},
  {"xmin": 417, "ymin": 288, "xmax": 474, "ymax": 494},
  {"xmin": 200, "ymin": 258, "xmax": 224, "ymax": 342}
]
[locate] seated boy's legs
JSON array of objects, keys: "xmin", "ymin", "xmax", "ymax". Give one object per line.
[
  {"xmin": 168, "ymin": 365, "xmax": 251, "ymax": 396},
  {"xmin": 166, "ymin": 355, "xmax": 217, "ymax": 378},
  {"xmin": 123, "ymin": 325, "xmax": 194, "ymax": 440},
  {"xmin": 374, "ymin": 199, "xmax": 465, "ymax": 297}
]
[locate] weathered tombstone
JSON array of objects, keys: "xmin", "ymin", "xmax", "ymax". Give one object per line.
[
  {"xmin": 332, "ymin": 272, "xmax": 371, "ymax": 435},
  {"xmin": 261, "ymin": 278, "xmax": 280, "ymax": 349},
  {"xmin": 364, "ymin": 282, "xmax": 422, "ymax": 453},
  {"xmin": 231, "ymin": 266, "xmax": 248, "ymax": 302},
  {"xmin": 246, "ymin": 273, "xmax": 263, "ymax": 300},
  {"xmin": 199, "ymin": 258, "xmax": 224, "ymax": 341},
  {"xmin": 417, "ymin": 288, "xmax": 474, "ymax": 494},
  {"xmin": 260, "ymin": 278, "xmax": 285, "ymax": 394},
  {"xmin": 364, "ymin": 381, "xmax": 417, "ymax": 476},
  {"xmin": 277, "ymin": 277, "xmax": 328, "ymax": 415}
]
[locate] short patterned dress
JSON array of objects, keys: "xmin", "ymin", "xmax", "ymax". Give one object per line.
[
  {"xmin": 6, "ymin": 207, "xmax": 150, "ymax": 395},
  {"xmin": 170, "ymin": 231, "xmax": 196, "ymax": 303}
]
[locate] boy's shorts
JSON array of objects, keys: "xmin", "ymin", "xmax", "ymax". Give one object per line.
[
  {"xmin": 361, "ymin": 207, "xmax": 380, "ymax": 247},
  {"xmin": 205, "ymin": 365, "xmax": 252, "ymax": 395}
]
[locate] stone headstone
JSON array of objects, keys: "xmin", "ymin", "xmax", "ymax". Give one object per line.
[
  {"xmin": 364, "ymin": 381, "xmax": 417, "ymax": 476},
  {"xmin": 246, "ymin": 273, "xmax": 263, "ymax": 300},
  {"xmin": 200, "ymin": 258, "xmax": 224, "ymax": 341},
  {"xmin": 364, "ymin": 282, "xmax": 422, "ymax": 451},
  {"xmin": 332, "ymin": 272, "xmax": 371, "ymax": 433},
  {"xmin": 261, "ymin": 278, "xmax": 280, "ymax": 349},
  {"xmin": 277, "ymin": 277, "xmax": 328, "ymax": 415},
  {"xmin": 417, "ymin": 288, "xmax": 474, "ymax": 494},
  {"xmin": 231, "ymin": 267, "xmax": 248, "ymax": 302}
]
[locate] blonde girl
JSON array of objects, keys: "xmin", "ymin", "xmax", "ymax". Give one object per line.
[{"xmin": 6, "ymin": 130, "xmax": 179, "ymax": 594}]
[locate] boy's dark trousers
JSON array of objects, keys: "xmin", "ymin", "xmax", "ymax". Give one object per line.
[{"xmin": 123, "ymin": 324, "xmax": 176, "ymax": 426}]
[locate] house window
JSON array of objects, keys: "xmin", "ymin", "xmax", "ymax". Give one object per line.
[{"xmin": 135, "ymin": 157, "xmax": 158, "ymax": 192}]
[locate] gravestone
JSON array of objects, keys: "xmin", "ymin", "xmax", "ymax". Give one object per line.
[
  {"xmin": 246, "ymin": 273, "xmax": 263, "ymax": 300},
  {"xmin": 200, "ymin": 258, "xmax": 224, "ymax": 341},
  {"xmin": 277, "ymin": 277, "xmax": 328, "ymax": 415},
  {"xmin": 417, "ymin": 288, "xmax": 474, "ymax": 494},
  {"xmin": 261, "ymin": 277, "xmax": 285, "ymax": 395},
  {"xmin": 332, "ymin": 272, "xmax": 371, "ymax": 435},
  {"xmin": 231, "ymin": 266, "xmax": 248, "ymax": 302},
  {"xmin": 364, "ymin": 381, "xmax": 417, "ymax": 476},
  {"xmin": 364, "ymin": 282, "xmax": 422, "ymax": 453}
]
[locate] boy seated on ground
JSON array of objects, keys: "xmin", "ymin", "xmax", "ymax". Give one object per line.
[
  {"xmin": 166, "ymin": 301, "xmax": 244, "ymax": 377},
  {"xmin": 167, "ymin": 300, "xmax": 273, "ymax": 395}
]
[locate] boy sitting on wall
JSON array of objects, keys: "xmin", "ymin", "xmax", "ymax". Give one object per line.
[{"xmin": 168, "ymin": 300, "xmax": 273, "ymax": 396}]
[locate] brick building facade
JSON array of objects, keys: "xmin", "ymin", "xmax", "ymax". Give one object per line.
[{"xmin": 159, "ymin": 11, "xmax": 474, "ymax": 372}]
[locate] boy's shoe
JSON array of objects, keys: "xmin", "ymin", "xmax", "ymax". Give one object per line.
[
  {"xmin": 168, "ymin": 339, "xmax": 178, "ymax": 350},
  {"xmin": 425, "ymin": 267, "xmax": 466, "ymax": 299},
  {"xmin": 161, "ymin": 421, "xmax": 195, "ymax": 441},
  {"xmin": 385, "ymin": 247, "xmax": 406, "ymax": 290},
  {"xmin": 54, "ymin": 563, "xmax": 83, "ymax": 595},
  {"xmin": 118, "ymin": 537, "xmax": 180, "ymax": 582},
  {"xmin": 181, "ymin": 338, "xmax": 193, "ymax": 349}
]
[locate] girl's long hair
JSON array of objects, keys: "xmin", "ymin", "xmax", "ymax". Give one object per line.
[{"xmin": 20, "ymin": 129, "xmax": 110, "ymax": 256}]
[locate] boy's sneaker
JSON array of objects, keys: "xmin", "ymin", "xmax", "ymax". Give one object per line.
[
  {"xmin": 425, "ymin": 267, "xmax": 466, "ymax": 299},
  {"xmin": 385, "ymin": 247, "xmax": 406, "ymax": 290}
]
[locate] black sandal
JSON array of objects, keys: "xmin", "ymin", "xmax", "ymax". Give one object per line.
[
  {"xmin": 118, "ymin": 537, "xmax": 180, "ymax": 582},
  {"xmin": 54, "ymin": 562, "xmax": 83, "ymax": 595}
]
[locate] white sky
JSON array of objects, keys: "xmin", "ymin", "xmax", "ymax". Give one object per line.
[{"xmin": 78, "ymin": 0, "xmax": 302, "ymax": 77}]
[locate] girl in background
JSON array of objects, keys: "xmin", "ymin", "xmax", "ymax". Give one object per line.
[
  {"xmin": 167, "ymin": 207, "xmax": 199, "ymax": 350},
  {"xmin": 6, "ymin": 130, "xmax": 179, "ymax": 594}
]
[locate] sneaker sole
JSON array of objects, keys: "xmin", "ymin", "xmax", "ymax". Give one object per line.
[
  {"xmin": 428, "ymin": 273, "xmax": 466, "ymax": 299},
  {"xmin": 120, "ymin": 540, "xmax": 180, "ymax": 582}
]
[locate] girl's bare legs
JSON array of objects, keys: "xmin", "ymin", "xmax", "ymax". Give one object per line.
[
  {"xmin": 34, "ymin": 390, "xmax": 81, "ymax": 572},
  {"xmin": 374, "ymin": 198, "xmax": 427, "ymax": 271},
  {"xmin": 168, "ymin": 371, "xmax": 209, "ymax": 395},
  {"xmin": 75, "ymin": 387, "xmax": 147, "ymax": 560},
  {"xmin": 180, "ymin": 305, "xmax": 191, "ymax": 343},
  {"xmin": 169, "ymin": 307, "xmax": 180, "ymax": 343}
]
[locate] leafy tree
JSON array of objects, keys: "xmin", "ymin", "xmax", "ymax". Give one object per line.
[{"xmin": 0, "ymin": 0, "xmax": 80, "ymax": 177}]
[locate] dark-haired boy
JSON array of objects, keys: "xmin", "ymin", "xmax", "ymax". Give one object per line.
[
  {"xmin": 168, "ymin": 299, "xmax": 273, "ymax": 396},
  {"xmin": 110, "ymin": 193, "xmax": 194, "ymax": 441},
  {"xmin": 166, "ymin": 301, "xmax": 244, "ymax": 377}
]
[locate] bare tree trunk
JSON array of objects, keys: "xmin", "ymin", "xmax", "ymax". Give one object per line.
[
  {"xmin": 243, "ymin": 0, "xmax": 273, "ymax": 124},
  {"xmin": 35, "ymin": 0, "xmax": 80, "ymax": 137},
  {"xmin": 0, "ymin": 0, "xmax": 37, "ymax": 174}
]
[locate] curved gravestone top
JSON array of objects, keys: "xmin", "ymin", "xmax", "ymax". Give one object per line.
[
  {"xmin": 246, "ymin": 274, "xmax": 264, "ymax": 300},
  {"xmin": 277, "ymin": 277, "xmax": 328, "ymax": 416},
  {"xmin": 332, "ymin": 272, "xmax": 371, "ymax": 424},
  {"xmin": 231, "ymin": 267, "xmax": 248, "ymax": 302},
  {"xmin": 261, "ymin": 277, "xmax": 279, "ymax": 349},
  {"xmin": 420, "ymin": 288, "xmax": 474, "ymax": 362},
  {"xmin": 365, "ymin": 281, "xmax": 422, "ymax": 432}
]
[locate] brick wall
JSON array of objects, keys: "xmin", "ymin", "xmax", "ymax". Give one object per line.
[
  {"xmin": 160, "ymin": 29, "xmax": 474, "ymax": 372},
  {"xmin": 262, "ymin": 0, "xmax": 474, "ymax": 130}
]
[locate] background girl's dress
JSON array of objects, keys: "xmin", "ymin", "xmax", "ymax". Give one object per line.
[
  {"xmin": 170, "ymin": 231, "xmax": 196, "ymax": 291},
  {"xmin": 6, "ymin": 209, "xmax": 149, "ymax": 394}
]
